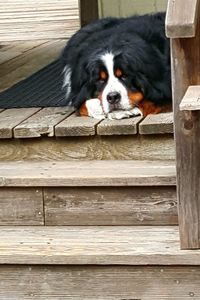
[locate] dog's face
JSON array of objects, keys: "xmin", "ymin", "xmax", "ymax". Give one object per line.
[{"xmin": 91, "ymin": 52, "xmax": 144, "ymax": 114}]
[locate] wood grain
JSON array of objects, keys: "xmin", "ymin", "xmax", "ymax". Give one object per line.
[
  {"xmin": 0, "ymin": 226, "xmax": 200, "ymax": 265},
  {"xmin": 179, "ymin": 85, "xmax": 200, "ymax": 111},
  {"xmin": 0, "ymin": 40, "xmax": 66, "ymax": 92},
  {"xmin": 55, "ymin": 113, "xmax": 102, "ymax": 136},
  {"xmin": 0, "ymin": 108, "xmax": 41, "ymax": 138},
  {"xmin": 0, "ymin": 135, "xmax": 175, "ymax": 161},
  {"xmin": 97, "ymin": 116, "xmax": 143, "ymax": 135},
  {"xmin": 0, "ymin": 160, "xmax": 176, "ymax": 187},
  {"xmin": 171, "ymin": 3, "xmax": 200, "ymax": 249},
  {"xmin": 0, "ymin": 265, "xmax": 200, "ymax": 299},
  {"xmin": 139, "ymin": 112, "xmax": 174, "ymax": 134},
  {"xmin": 0, "ymin": 188, "xmax": 44, "ymax": 225},
  {"xmin": 44, "ymin": 186, "xmax": 177, "ymax": 225},
  {"xmin": 166, "ymin": 0, "xmax": 199, "ymax": 38},
  {"xmin": 14, "ymin": 107, "xmax": 74, "ymax": 138},
  {"xmin": 0, "ymin": 0, "xmax": 79, "ymax": 41}
]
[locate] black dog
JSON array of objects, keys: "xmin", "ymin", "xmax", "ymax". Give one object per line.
[{"xmin": 61, "ymin": 12, "xmax": 172, "ymax": 119}]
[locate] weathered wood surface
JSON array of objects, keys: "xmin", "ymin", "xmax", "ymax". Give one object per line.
[
  {"xmin": 44, "ymin": 186, "xmax": 177, "ymax": 225},
  {"xmin": 55, "ymin": 113, "xmax": 102, "ymax": 136},
  {"xmin": 0, "ymin": 188, "xmax": 44, "ymax": 225},
  {"xmin": 14, "ymin": 107, "xmax": 74, "ymax": 138},
  {"xmin": 0, "ymin": 226, "xmax": 200, "ymax": 264},
  {"xmin": 0, "ymin": 41, "xmax": 45, "ymax": 65},
  {"xmin": 0, "ymin": 40, "xmax": 66, "ymax": 92},
  {"xmin": 80, "ymin": 0, "xmax": 99, "ymax": 27},
  {"xmin": 170, "ymin": 3, "xmax": 200, "ymax": 249},
  {"xmin": 166, "ymin": 0, "xmax": 199, "ymax": 38},
  {"xmin": 0, "ymin": 0, "xmax": 79, "ymax": 41},
  {"xmin": 0, "ymin": 160, "xmax": 176, "ymax": 187},
  {"xmin": 0, "ymin": 108, "xmax": 41, "ymax": 138},
  {"xmin": 180, "ymin": 85, "xmax": 200, "ymax": 111},
  {"xmin": 0, "ymin": 265, "xmax": 200, "ymax": 299},
  {"xmin": 97, "ymin": 116, "xmax": 142, "ymax": 135},
  {"xmin": 0, "ymin": 135, "xmax": 175, "ymax": 161},
  {"xmin": 139, "ymin": 112, "xmax": 174, "ymax": 134}
]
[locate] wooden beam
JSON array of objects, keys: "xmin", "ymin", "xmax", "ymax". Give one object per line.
[
  {"xmin": 166, "ymin": 0, "xmax": 199, "ymax": 38},
  {"xmin": 79, "ymin": 0, "xmax": 99, "ymax": 27},
  {"xmin": 180, "ymin": 85, "xmax": 200, "ymax": 111},
  {"xmin": 171, "ymin": 3, "xmax": 200, "ymax": 248}
]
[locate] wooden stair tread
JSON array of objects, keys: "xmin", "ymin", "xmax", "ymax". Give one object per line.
[
  {"xmin": 0, "ymin": 160, "xmax": 176, "ymax": 187},
  {"xmin": 0, "ymin": 108, "xmax": 174, "ymax": 138},
  {"xmin": 0, "ymin": 226, "xmax": 200, "ymax": 265}
]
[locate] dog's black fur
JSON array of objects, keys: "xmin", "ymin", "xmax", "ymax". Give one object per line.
[{"xmin": 61, "ymin": 12, "xmax": 171, "ymax": 110}]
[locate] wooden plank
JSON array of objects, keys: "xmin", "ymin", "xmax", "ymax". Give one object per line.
[
  {"xmin": 0, "ymin": 188, "xmax": 44, "ymax": 225},
  {"xmin": 0, "ymin": 40, "xmax": 47, "ymax": 65},
  {"xmin": 0, "ymin": 160, "xmax": 176, "ymax": 187},
  {"xmin": 180, "ymin": 85, "xmax": 200, "ymax": 111},
  {"xmin": 55, "ymin": 113, "xmax": 102, "ymax": 136},
  {"xmin": 0, "ymin": 265, "xmax": 200, "ymax": 299},
  {"xmin": 79, "ymin": 0, "xmax": 99, "ymax": 27},
  {"xmin": 97, "ymin": 116, "xmax": 142, "ymax": 135},
  {"xmin": 0, "ymin": 0, "xmax": 79, "ymax": 41},
  {"xmin": 44, "ymin": 186, "xmax": 177, "ymax": 226},
  {"xmin": 14, "ymin": 107, "xmax": 74, "ymax": 138},
  {"xmin": 0, "ymin": 226, "xmax": 200, "ymax": 265},
  {"xmin": 171, "ymin": 3, "xmax": 200, "ymax": 248},
  {"xmin": 0, "ymin": 135, "xmax": 175, "ymax": 161},
  {"xmin": 0, "ymin": 108, "xmax": 41, "ymax": 139},
  {"xmin": 0, "ymin": 40, "xmax": 66, "ymax": 92},
  {"xmin": 139, "ymin": 112, "xmax": 174, "ymax": 135},
  {"xmin": 166, "ymin": 0, "xmax": 199, "ymax": 38}
]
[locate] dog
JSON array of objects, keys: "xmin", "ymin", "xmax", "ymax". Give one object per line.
[{"xmin": 61, "ymin": 12, "xmax": 172, "ymax": 120}]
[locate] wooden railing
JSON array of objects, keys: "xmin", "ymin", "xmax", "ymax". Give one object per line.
[{"xmin": 166, "ymin": 0, "xmax": 200, "ymax": 249}]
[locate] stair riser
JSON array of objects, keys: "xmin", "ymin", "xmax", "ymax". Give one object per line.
[
  {"xmin": 0, "ymin": 135, "xmax": 174, "ymax": 161},
  {"xmin": 0, "ymin": 187, "xmax": 177, "ymax": 226},
  {"xmin": 0, "ymin": 265, "xmax": 199, "ymax": 299}
]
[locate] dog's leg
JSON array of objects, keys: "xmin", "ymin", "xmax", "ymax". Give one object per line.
[
  {"xmin": 107, "ymin": 107, "xmax": 143, "ymax": 120},
  {"xmin": 79, "ymin": 99, "xmax": 106, "ymax": 119}
]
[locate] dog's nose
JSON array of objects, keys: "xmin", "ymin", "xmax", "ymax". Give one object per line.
[{"xmin": 107, "ymin": 92, "xmax": 121, "ymax": 104}]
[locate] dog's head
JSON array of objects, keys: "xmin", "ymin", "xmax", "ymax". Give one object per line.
[{"xmin": 63, "ymin": 32, "xmax": 170, "ymax": 113}]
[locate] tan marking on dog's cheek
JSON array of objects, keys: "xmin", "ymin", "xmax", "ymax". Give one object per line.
[
  {"xmin": 138, "ymin": 100, "xmax": 172, "ymax": 116},
  {"xmin": 78, "ymin": 102, "xmax": 89, "ymax": 116},
  {"xmin": 128, "ymin": 91, "xmax": 144, "ymax": 107}
]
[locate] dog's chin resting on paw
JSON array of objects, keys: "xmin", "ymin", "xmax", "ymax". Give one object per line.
[{"xmin": 61, "ymin": 12, "xmax": 172, "ymax": 120}]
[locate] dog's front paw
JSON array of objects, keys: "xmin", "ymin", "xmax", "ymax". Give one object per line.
[
  {"xmin": 86, "ymin": 98, "xmax": 106, "ymax": 120},
  {"xmin": 107, "ymin": 107, "xmax": 143, "ymax": 120}
]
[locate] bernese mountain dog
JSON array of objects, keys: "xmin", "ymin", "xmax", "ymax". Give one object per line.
[{"xmin": 61, "ymin": 12, "xmax": 172, "ymax": 120}]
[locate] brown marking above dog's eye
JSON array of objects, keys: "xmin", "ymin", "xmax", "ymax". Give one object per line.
[
  {"xmin": 99, "ymin": 70, "xmax": 108, "ymax": 81},
  {"xmin": 115, "ymin": 68, "xmax": 123, "ymax": 78}
]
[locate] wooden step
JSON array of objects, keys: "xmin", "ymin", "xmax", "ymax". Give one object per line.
[
  {"xmin": 1, "ymin": 226, "xmax": 200, "ymax": 299},
  {"xmin": 0, "ymin": 108, "xmax": 175, "ymax": 161},
  {"xmin": 0, "ymin": 160, "xmax": 176, "ymax": 187},
  {"xmin": 0, "ymin": 226, "xmax": 200, "ymax": 265},
  {"xmin": 0, "ymin": 160, "xmax": 177, "ymax": 226}
]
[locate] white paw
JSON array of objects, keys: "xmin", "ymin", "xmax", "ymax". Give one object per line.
[
  {"xmin": 107, "ymin": 108, "xmax": 143, "ymax": 120},
  {"xmin": 86, "ymin": 98, "xmax": 106, "ymax": 120}
]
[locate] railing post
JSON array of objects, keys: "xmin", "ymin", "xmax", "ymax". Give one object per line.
[
  {"xmin": 79, "ymin": 0, "xmax": 99, "ymax": 27},
  {"xmin": 166, "ymin": 0, "xmax": 200, "ymax": 249}
]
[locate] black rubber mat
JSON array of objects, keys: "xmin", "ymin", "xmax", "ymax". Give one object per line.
[{"xmin": 0, "ymin": 59, "xmax": 67, "ymax": 108}]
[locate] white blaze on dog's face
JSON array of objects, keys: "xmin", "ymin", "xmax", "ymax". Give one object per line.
[{"xmin": 100, "ymin": 52, "xmax": 131, "ymax": 114}]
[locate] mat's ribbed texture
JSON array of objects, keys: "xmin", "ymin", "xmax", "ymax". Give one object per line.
[{"xmin": 0, "ymin": 60, "xmax": 67, "ymax": 108}]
